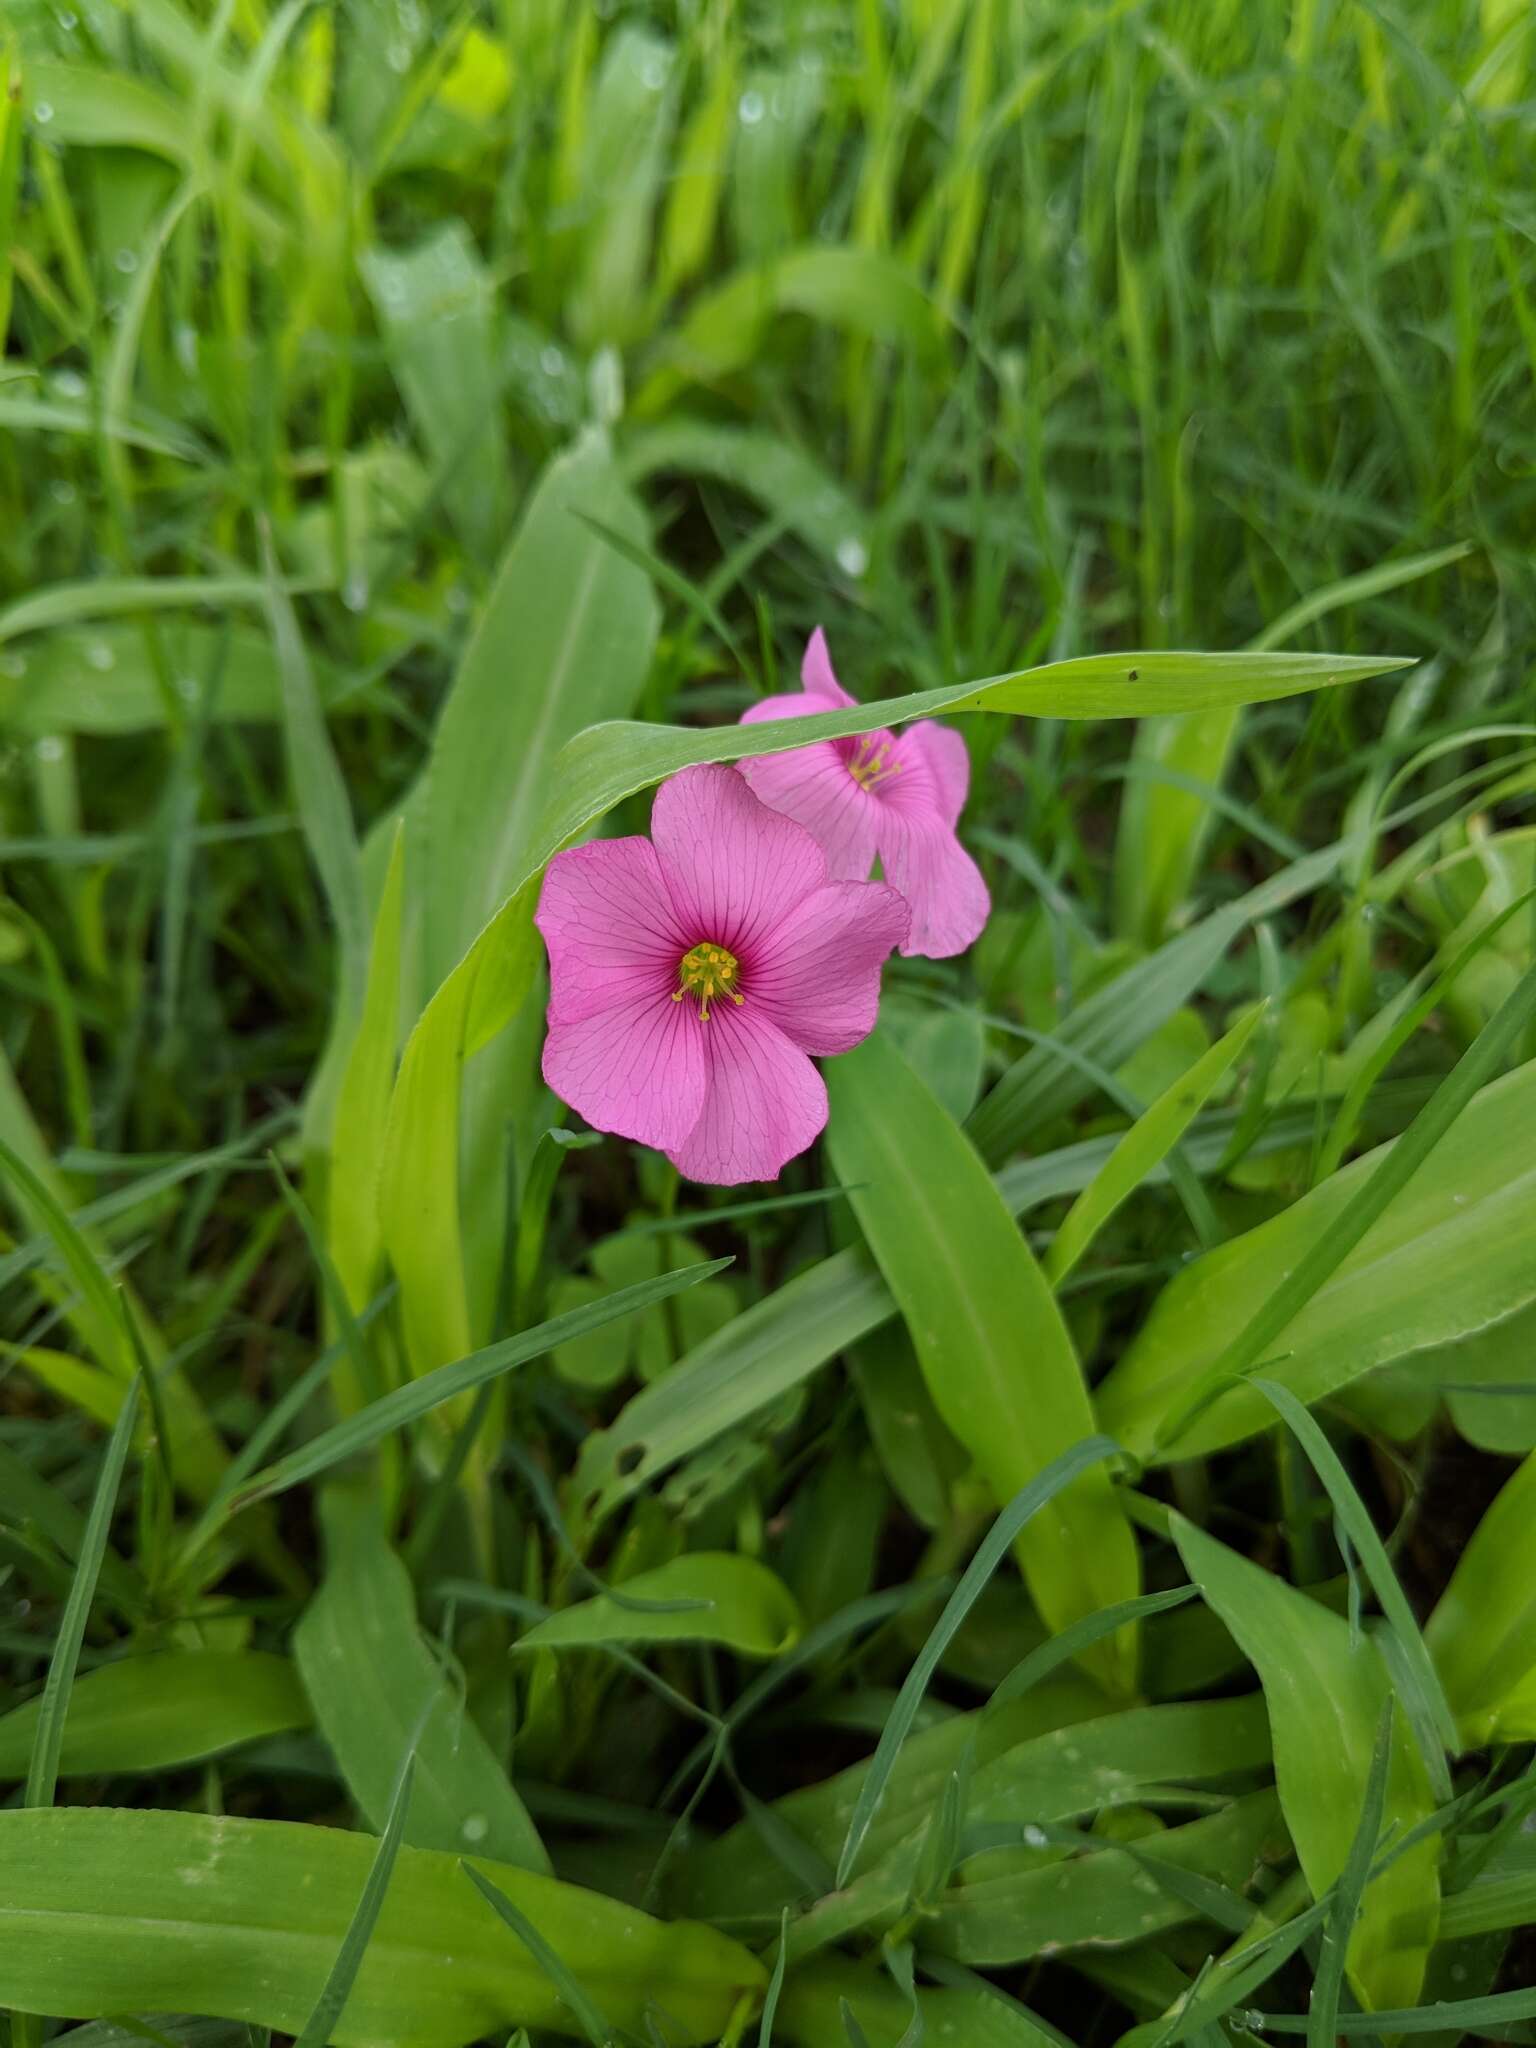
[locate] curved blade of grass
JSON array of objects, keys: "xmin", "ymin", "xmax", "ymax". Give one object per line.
[
  {"xmin": 1250, "ymin": 1984, "xmax": 1536, "ymax": 2034},
  {"xmin": 990, "ymin": 1587, "xmax": 1199, "ymax": 1711},
  {"xmin": 1309, "ymin": 1704, "xmax": 1392, "ymax": 2048},
  {"xmin": 836, "ymin": 1434, "xmax": 1123, "ymax": 1886},
  {"xmin": 231, "ymin": 1257, "xmax": 729, "ymax": 1506},
  {"xmin": 1155, "ymin": 957, "xmax": 1536, "ymax": 1454},
  {"xmin": 293, "ymin": 1754, "xmax": 416, "ymax": 2048},
  {"xmin": 1252, "ymin": 1377, "xmax": 1457, "ymax": 1781},
  {"xmin": 461, "ymin": 1863, "xmax": 615, "ymax": 2048},
  {"xmin": 1044, "ymin": 1009, "xmax": 1263, "ymax": 1286},
  {"xmin": 23, "ymin": 1376, "xmax": 140, "ymax": 1811}
]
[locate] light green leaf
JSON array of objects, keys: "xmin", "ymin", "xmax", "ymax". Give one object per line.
[
  {"xmin": 0, "ymin": 1652, "xmax": 309, "ymax": 1779},
  {"xmin": 1426, "ymin": 1449, "xmax": 1536, "ymax": 1742},
  {"xmin": 0, "ymin": 1806, "xmax": 764, "ymax": 2048},
  {"xmin": 1172, "ymin": 1515, "xmax": 1440, "ymax": 2011},
  {"xmin": 1097, "ymin": 1059, "xmax": 1536, "ymax": 1462},
  {"xmin": 294, "ymin": 1487, "xmax": 548, "ymax": 1873},
  {"xmin": 515, "ymin": 1552, "xmax": 801, "ymax": 1660},
  {"xmin": 360, "ymin": 224, "xmax": 509, "ymax": 565},
  {"xmin": 622, "ymin": 420, "xmax": 869, "ymax": 567},
  {"xmin": 826, "ymin": 1031, "xmax": 1139, "ymax": 1693},
  {"xmin": 1044, "ymin": 1007, "xmax": 1262, "ymax": 1285}
]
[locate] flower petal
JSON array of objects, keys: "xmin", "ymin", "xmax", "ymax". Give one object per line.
[
  {"xmin": 801, "ymin": 626, "xmax": 856, "ymax": 705},
  {"xmin": 652, "ymin": 763, "xmax": 827, "ymax": 952},
  {"xmin": 736, "ymin": 741, "xmax": 882, "ymax": 881},
  {"xmin": 536, "ymin": 839, "xmax": 689, "ymax": 1025},
  {"xmin": 666, "ymin": 1008, "xmax": 827, "ymax": 1185},
  {"xmin": 876, "ymin": 809, "xmax": 991, "ymax": 959},
  {"xmin": 542, "ymin": 991, "xmax": 706, "ymax": 1152},
  {"xmin": 739, "ymin": 689, "xmax": 848, "ymax": 729},
  {"xmin": 749, "ymin": 881, "xmax": 909, "ymax": 1055},
  {"xmin": 892, "ymin": 720, "xmax": 970, "ymax": 827}
]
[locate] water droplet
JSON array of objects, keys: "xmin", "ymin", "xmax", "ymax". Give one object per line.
[
  {"xmin": 1021, "ymin": 1823, "xmax": 1048, "ymax": 1849},
  {"xmin": 0, "ymin": 652, "xmax": 28, "ymax": 679},
  {"xmin": 342, "ymin": 570, "xmax": 369, "ymax": 613},
  {"xmin": 53, "ymin": 369, "xmax": 86, "ymax": 398},
  {"xmin": 461, "ymin": 1813, "xmax": 489, "ymax": 1844},
  {"xmin": 35, "ymin": 736, "xmax": 65, "ymax": 762},
  {"xmin": 639, "ymin": 51, "xmax": 667, "ymax": 90},
  {"xmin": 835, "ymin": 536, "xmax": 868, "ymax": 578},
  {"xmin": 50, "ymin": 479, "xmax": 76, "ymax": 505},
  {"xmin": 385, "ymin": 38, "xmax": 411, "ymax": 72},
  {"xmin": 176, "ymin": 323, "xmax": 199, "ymax": 373},
  {"xmin": 33, "ymin": 101, "xmax": 53, "ymax": 124},
  {"xmin": 86, "ymin": 640, "xmax": 115, "ymax": 671},
  {"xmin": 57, "ymin": 8, "xmax": 78, "ymax": 26},
  {"xmin": 445, "ymin": 583, "xmax": 471, "ymax": 615},
  {"xmin": 540, "ymin": 344, "xmax": 564, "ymax": 377},
  {"xmin": 114, "ymin": 247, "xmax": 139, "ymax": 275},
  {"xmin": 739, "ymin": 89, "xmax": 765, "ymax": 125},
  {"xmin": 177, "ymin": 675, "xmax": 200, "ymax": 702}
]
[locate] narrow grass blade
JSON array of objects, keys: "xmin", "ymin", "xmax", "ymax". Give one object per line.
[
  {"xmin": 990, "ymin": 1587, "xmax": 1198, "ymax": 1711},
  {"xmin": 24, "ymin": 1376, "xmax": 140, "ymax": 1810},
  {"xmin": 232, "ymin": 1258, "xmax": 730, "ymax": 1506},
  {"xmin": 1309, "ymin": 1705, "xmax": 1392, "ymax": 2048},
  {"xmin": 1252, "ymin": 1378, "xmax": 1458, "ymax": 1780},
  {"xmin": 835, "ymin": 1434, "xmax": 1122, "ymax": 1886},
  {"xmin": 292, "ymin": 1755, "xmax": 416, "ymax": 2048},
  {"xmin": 461, "ymin": 1862, "xmax": 615, "ymax": 2048}
]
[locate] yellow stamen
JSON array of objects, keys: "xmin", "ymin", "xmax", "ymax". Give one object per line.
[
  {"xmin": 848, "ymin": 735, "xmax": 904, "ymax": 790},
  {"xmin": 673, "ymin": 941, "xmax": 744, "ymax": 1020}
]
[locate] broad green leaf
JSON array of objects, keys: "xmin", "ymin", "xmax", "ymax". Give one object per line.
[
  {"xmin": 0, "ymin": 623, "xmax": 351, "ymax": 736},
  {"xmin": 1426, "ymin": 1449, "xmax": 1536, "ymax": 1742},
  {"xmin": 293, "ymin": 1487, "xmax": 548, "ymax": 1873},
  {"xmin": 778, "ymin": 1958, "xmax": 1060, "ymax": 2047},
  {"xmin": 1044, "ymin": 1007, "xmax": 1262, "ymax": 1285},
  {"xmin": 416, "ymin": 429, "xmax": 659, "ymax": 996},
  {"xmin": 0, "ymin": 574, "xmax": 328, "ymax": 646},
  {"xmin": 360, "ymin": 224, "xmax": 509, "ymax": 565},
  {"xmin": 1097, "ymin": 1059, "xmax": 1536, "ymax": 1461},
  {"xmin": 565, "ymin": 28, "xmax": 675, "ymax": 349},
  {"xmin": 0, "ymin": 1652, "xmax": 309, "ymax": 1779},
  {"xmin": 1172, "ymin": 1516, "xmax": 1439, "ymax": 2011},
  {"xmin": 923, "ymin": 1793, "xmax": 1282, "ymax": 1967},
  {"xmin": 515, "ymin": 1552, "xmax": 801, "ymax": 1659},
  {"xmin": 16, "ymin": 61, "xmax": 193, "ymax": 162},
  {"xmin": 0, "ymin": 1806, "xmax": 763, "ymax": 2048},
  {"xmin": 826, "ymin": 1032, "xmax": 1139, "ymax": 1693},
  {"xmin": 1408, "ymin": 1298, "xmax": 1536, "ymax": 1452}
]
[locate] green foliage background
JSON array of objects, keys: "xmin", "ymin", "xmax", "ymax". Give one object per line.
[{"xmin": 2, "ymin": 2, "xmax": 1535, "ymax": 2044}]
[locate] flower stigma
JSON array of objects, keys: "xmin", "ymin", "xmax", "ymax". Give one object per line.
[
  {"xmin": 673, "ymin": 941, "xmax": 744, "ymax": 1020},
  {"xmin": 848, "ymin": 734, "xmax": 903, "ymax": 790}
]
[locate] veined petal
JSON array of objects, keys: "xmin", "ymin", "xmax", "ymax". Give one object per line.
[
  {"xmin": 802, "ymin": 625, "xmax": 855, "ymax": 704},
  {"xmin": 542, "ymin": 991, "xmax": 706, "ymax": 1153},
  {"xmin": 736, "ymin": 742, "xmax": 882, "ymax": 881},
  {"xmin": 666, "ymin": 1008, "xmax": 827, "ymax": 1185},
  {"xmin": 749, "ymin": 881, "xmax": 910, "ymax": 1055},
  {"xmin": 892, "ymin": 720, "xmax": 970, "ymax": 828},
  {"xmin": 653, "ymin": 763, "xmax": 827, "ymax": 953},
  {"xmin": 876, "ymin": 808, "xmax": 991, "ymax": 959},
  {"xmin": 536, "ymin": 839, "xmax": 689, "ymax": 1025}
]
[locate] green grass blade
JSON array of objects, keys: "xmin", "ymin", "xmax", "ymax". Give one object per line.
[
  {"xmin": 461, "ymin": 1862, "xmax": 616, "ymax": 2048},
  {"xmin": 292, "ymin": 1754, "xmax": 416, "ymax": 2048}
]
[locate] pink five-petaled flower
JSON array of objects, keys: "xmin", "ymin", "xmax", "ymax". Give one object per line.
[
  {"xmin": 535, "ymin": 764, "xmax": 910, "ymax": 1184},
  {"xmin": 735, "ymin": 627, "xmax": 990, "ymax": 959}
]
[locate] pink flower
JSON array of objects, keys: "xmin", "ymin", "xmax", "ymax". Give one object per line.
[
  {"xmin": 535, "ymin": 764, "xmax": 910, "ymax": 1184},
  {"xmin": 735, "ymin": 628, "xmax": 989, "ymax": 959}
]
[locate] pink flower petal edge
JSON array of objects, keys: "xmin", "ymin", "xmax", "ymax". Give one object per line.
[
  {"xmin": 535, "ymin": 763, "xmax": 910, "ymax": 1185},
  {"xmin": 736, "ymin": 629, "xmax": 989, "ymax": 959}
]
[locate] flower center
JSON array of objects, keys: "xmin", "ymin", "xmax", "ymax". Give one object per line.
[
  {"xmin": 673, "ymin": 941, "xmax": 744, "ymax": 1020},
  {"xmin": 847, "ymin": 734, "xmax": 904, "ymax": 790}
]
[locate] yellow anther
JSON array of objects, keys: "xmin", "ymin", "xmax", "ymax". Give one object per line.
[
  {"xmin": 674, "ymin": 941, "xmax": 744, "ymax": 1020},
  {"xmin": 848, "ymin": 735, "xmax": 904, "ymax": 790}
]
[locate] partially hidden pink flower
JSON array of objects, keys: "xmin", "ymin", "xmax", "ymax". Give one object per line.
[
  {"xmin": 535, "ymin": 764, "xmax": 910, "ymax": 1184},
  {"xmin": 736, "ymin": 628, "xmax": 990, "ymax": 959}
]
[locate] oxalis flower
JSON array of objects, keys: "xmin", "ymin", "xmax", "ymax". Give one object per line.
[
  {"xmin": 535, "ymin": 764, "xmax": 910, "ymax": 1184},
  {"xmin": 736, "ymin": 627, "xmax": 990, "ymax": 958}
]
